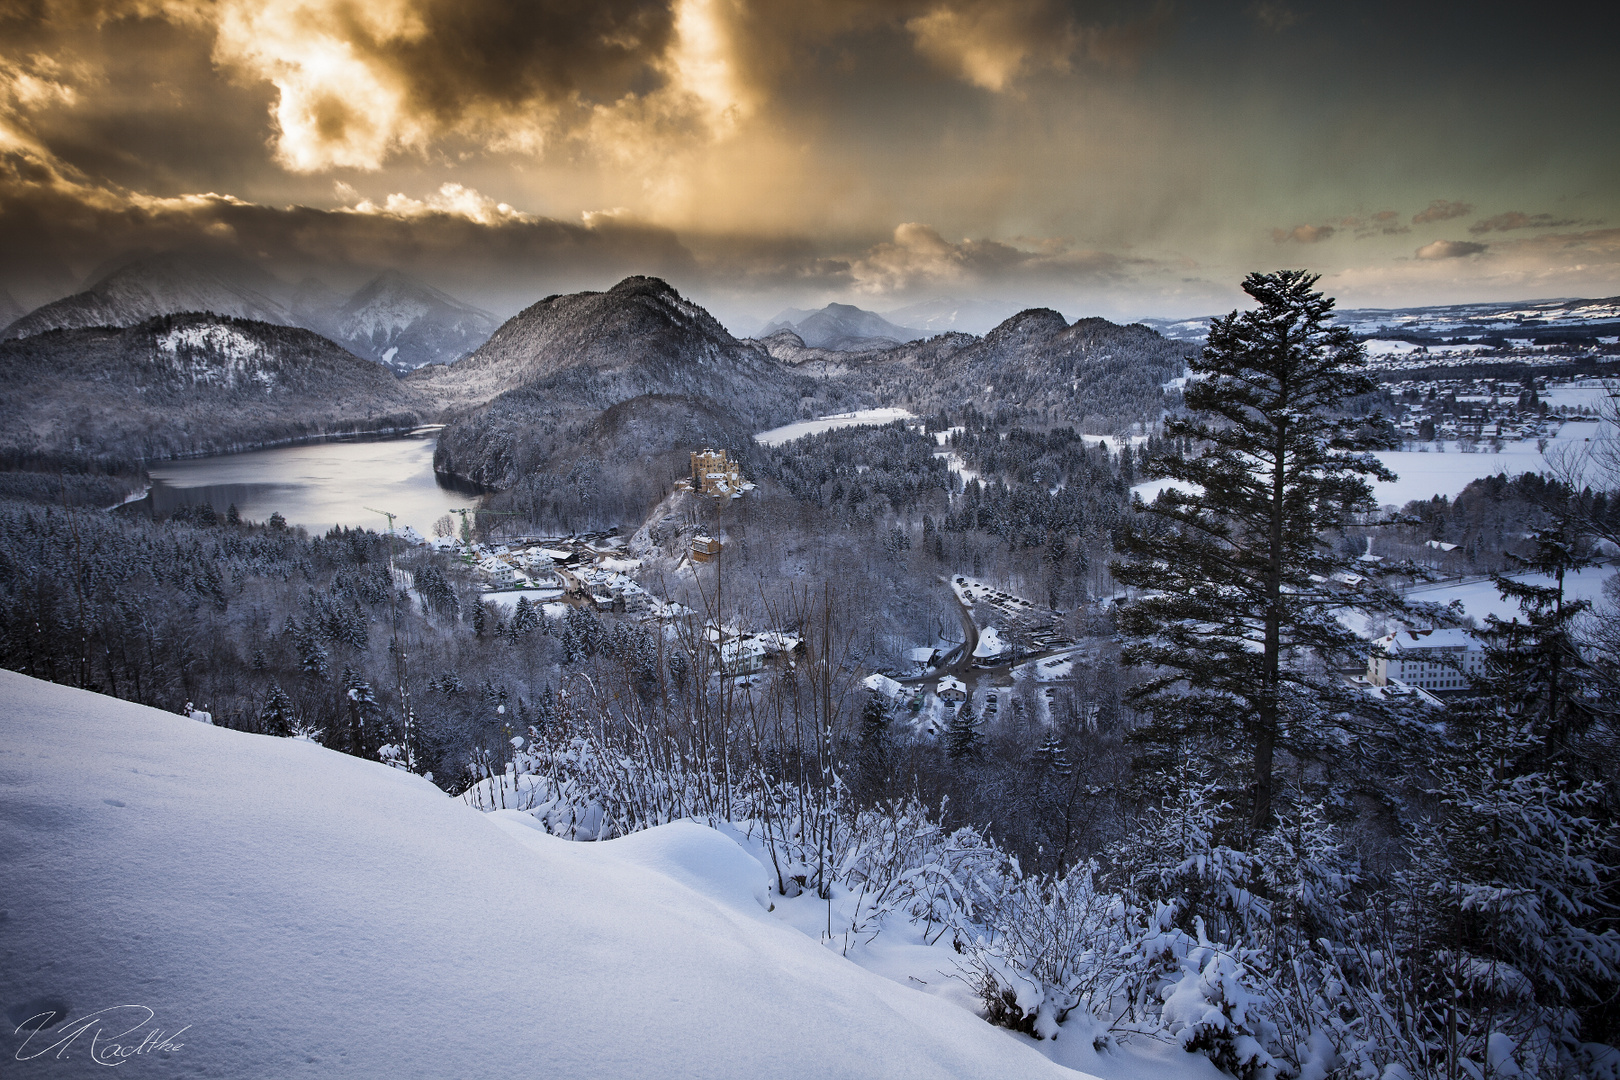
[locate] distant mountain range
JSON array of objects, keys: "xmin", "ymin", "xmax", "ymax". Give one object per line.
[
  {"xmin": 1139, "ymin": 295, "xmax": 1620, "ymax": 344},
  {"xmin": 762, "ymin": 304, "xmax": 924, "ymax": 349},
  {"xmin": 2, "ymin": 272, "xmax": 1191, "ymax": 527},
  {"xmin": 298, "ymin": 270, "xmax": 499, "ymax": 373},
  {"xmin": 880, "ymin": 298, "xmax": 1024, "ymax": 337},
  {"xmin": 756, "ymin": 298, "xmax": 1025, "ymax": 348},
  {"xmin": 2, "ymin": 255, "xmax": 496, "ymax": 370}
]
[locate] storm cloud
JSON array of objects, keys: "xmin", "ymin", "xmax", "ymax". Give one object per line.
[
  {"xmin": 2, "ymin": 0, "xmax": 1618, "ymax": 321},
  {"xmin": 1411, "ymin": 200, "xmax": 1474, "ymax": 226},
  {"xmin": 1469, "ymin": 211, "xmax": 1586, "ymax": 234},
  {"xmin": 1415, "ymin": 239, "xmax": 1487, "ymax": 260}
]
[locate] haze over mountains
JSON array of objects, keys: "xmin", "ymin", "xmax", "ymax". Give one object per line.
[
  {"xmin": 298, "ymin": 270, "xmax": 500, "ymax": 373},
  {"xmin": 762, "ymin": 303, "xmax": 925, "ymax": 349},
  {"xmin": 1, "ymin": 255, "xmax": 497, "ymax": 371},
  {"xmin": 758, "ymin": 298, "xmax": 1023, "ymax": 348}
]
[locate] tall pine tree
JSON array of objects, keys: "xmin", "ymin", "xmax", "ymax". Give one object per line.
[{"xmin": 1112, "ymin": 269, "xmax": 1398, "ymax": 833}]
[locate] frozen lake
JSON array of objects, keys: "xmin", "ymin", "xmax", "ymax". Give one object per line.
[
  {"xmin": 1343, "ymin": 564, "xmax": 1617, "ymax": 638},
  {"xmin": 754, "ymin": 408, "xmax": 915, "ymax": 446},
  {"xmin": 1134, "ymin": 421, "xmax": 1611, "ymax": 507},
  {"xmin": 138, "ymin": 430, "xmax": 479, "ymax": 537}
]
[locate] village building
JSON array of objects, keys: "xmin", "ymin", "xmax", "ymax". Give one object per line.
[
  {"xmin": 1368, "ymin": 627, "xmax": 1485, "ymax": 694},
  {"xmin": 691, "ymin": 535, "xmax": 723, "ymax": 563},
  {"xmin": 862, "ymin": 673, "xmax": 907, "ymax": 702},
  {"xmin": 936, "ymin": 675, "xmax": 967, "ymax": 704},
  {"xmin": 476, "ymin": 556, "xmax": 515, "ymax": 587},
  {"xmin": 905, "ymin": 646, "xmax": 941, "ymax": 671},
  {"xmin": 704, "ymin": 625, "xmax": 804, "ymax": 676}
]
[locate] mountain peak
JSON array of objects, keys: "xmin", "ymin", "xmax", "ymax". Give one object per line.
[
  {"xmin": 983, "ymin": 308, "xmax": 1069, "ymax": 347},
  {"xmin": 329, "ymin": 271, "xmax": 496, "ymax": 372},
  {"xmin": 761, "ymin": 302, "xmax": 922, "ymax": 350},
  {"xmin": 5, "ymin": 252, "xmax": 294, "ymax": 340}
]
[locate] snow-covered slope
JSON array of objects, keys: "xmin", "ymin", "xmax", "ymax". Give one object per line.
[{"xmin": 0, "ymin": 671, "xmax": 1094, "ymax": 1079}]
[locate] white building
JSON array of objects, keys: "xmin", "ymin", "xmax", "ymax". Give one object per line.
[
  {"xmin": 1369, "ymin": 628, "xmax": 1485, "ymax": 693},
  {"xmin": 936, "ymin": 675, "xmax": 967, "ymax": 703},
  {"xmin": 477, "ymin": 556, "xmax": 515, "ymax": 587},
  {"xmin": 862, "ymin": 673, "xmax": 907, "ymax": 702}
]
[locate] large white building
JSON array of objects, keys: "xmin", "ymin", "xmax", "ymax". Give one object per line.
[{"xmin": 1368, "ymin": 628, "xmax": 1485, "ymax": 693}]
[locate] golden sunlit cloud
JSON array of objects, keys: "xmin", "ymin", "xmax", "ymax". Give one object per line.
[
  {"xmin": 213, "ymin": 0, "xmax": 450, "ymax": 171},
  {"xmin": 0, "ymin": 0, "xmax": 1615, "ymax": 319},
  {"xmin": 344, "ymin": 182, "xmax": 534, "ymax": 226},
  {"xmin": 906, "ymin": 0, "xmax": 1079, "ymax": 92}
]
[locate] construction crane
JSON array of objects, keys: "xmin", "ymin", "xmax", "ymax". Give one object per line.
[{"xmin": 365, "ymin": 506, "xmax": 417, "ymax": 774}]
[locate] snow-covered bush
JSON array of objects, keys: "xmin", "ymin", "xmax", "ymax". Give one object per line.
[{"xmin": 953, "ymin": 859, "xmax": 1135, "ymax": 1041}]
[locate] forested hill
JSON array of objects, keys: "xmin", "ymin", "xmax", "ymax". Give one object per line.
[
  {"xmin": 423, "ymin": 276, "xmax": 821, "ymax": 499},
  {"xmin": 0, "ymin": 314, "xmax": 427, "ymax": 471},
  {"xmin": 412, "ymin": 276, "xmax": 801, "ymax": 417},
  {"xmin": 850, "ymin": 311, "xmax": 1193, "ymax": 433}
]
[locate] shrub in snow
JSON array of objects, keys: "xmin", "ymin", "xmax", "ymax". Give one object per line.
[
  {"xmin": 1158, "ymin": 937, "xmax": 1279, "ymax": 1080},
  {"xmin": 953, "ymin": 859, "xmax": 1135, "ymax": 1042}
]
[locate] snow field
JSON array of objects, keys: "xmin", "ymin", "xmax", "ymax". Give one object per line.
[
  {"xmin": 0, "ymin": 671, "xmax": 1099, "ymax": 1079},
  {"xmin": 1341, "ymin": 565, "xmax": 1617, "ymax": 638},
  {"xmin": 1132, "ymin": 421, "xmax": 1612, "ymax": 507},
  {"xmin": 754, "ymin": 408, "xmax": 916, "ymax": 447}
]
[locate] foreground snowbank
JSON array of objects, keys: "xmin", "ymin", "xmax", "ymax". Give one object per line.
[{"xmin": 0, "ymin": 671, "xmax": 1093, "ymax": 1078}]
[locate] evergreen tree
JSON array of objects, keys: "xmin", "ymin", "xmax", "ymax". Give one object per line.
[
  {"xmin": 1111, "ymin": 270, "xmax": 1397, "ymax": 832},
  {"xmin": 510, "ymin": 596, "xmax": 539, "ymax": 636},
  {"xmin": 1033, "ymin": 734, "xmax": 1070, "ymax": 772},
  {"xmin": 259, "ymin": 681, "xmax": 296, "ymax": 737},
  {"xmin": 1397, "ymin": 711, "xmax": 1620, "ymax": 1075},
  {"xmin": 946, "ymin": 702, "xmax": 981, "ymax": 760},
  {"xmin": 1478, "ymin": 493, "xmax": 1607, "ymax": 761},
  {"xmin": 855, "ymin": 692, "xmax": 893, "ymax": 800},
  {"xmin": 340, "ymin": 664, "xmax": 381, "ymax": 758}
]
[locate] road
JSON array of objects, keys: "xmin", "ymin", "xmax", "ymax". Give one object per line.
[{"xmin": 895, "ymin": 578, "xmax": 1082, "ymax": 689}]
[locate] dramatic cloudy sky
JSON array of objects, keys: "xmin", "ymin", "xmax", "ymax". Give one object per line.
[{"xmin": 2, "ymin": 0, "xmax": 1616, "ymax": 328}]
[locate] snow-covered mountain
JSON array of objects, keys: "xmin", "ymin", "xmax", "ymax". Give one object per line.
[
  {"xmin": 419, "ymin": 275, "xmax": 797, "ymax": 492},
  {"xmin": 762, "ymin": 303, "xmax": 923, "ymax": 349},
  {"xmin": 3, "ymin": 258, "xmax": 496, "ymax": 370},
  {"xmin": 881, "ymin": 297, "xmax": 1023, "ymax": 337},
  {"xmin": 2, "ymin": 253, "xmax": 295, "ymax": 339},
  {"xmin": 0, "ymin": 670, "xmax": 1088, "ymax": 1079},
  {"xmin": 316, "ymin": 270, "xmax": 498, "ymax": 373}
]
